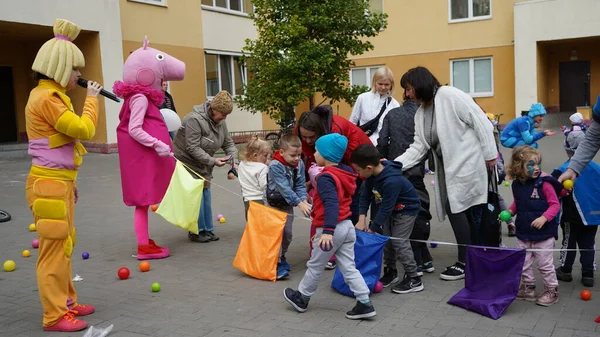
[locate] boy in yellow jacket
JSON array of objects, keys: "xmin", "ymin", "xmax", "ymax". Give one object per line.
[{"xmin": 25, "ymin": 18, "xmax": 102, "ymax": 332}]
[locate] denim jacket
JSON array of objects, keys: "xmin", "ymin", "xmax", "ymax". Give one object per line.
[{"xmin": 267, "ymin": 159, "xmax": 307, "ymax": 206}]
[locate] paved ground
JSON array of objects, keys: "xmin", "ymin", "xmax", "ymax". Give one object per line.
[{"xmin": 1, "ymin": 132, "xmax": 600, "ymax": 337}]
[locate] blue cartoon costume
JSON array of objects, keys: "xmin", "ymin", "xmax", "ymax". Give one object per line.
[{"xmin": 500, "ymin": 103, "xmax": 547, "ymax": 149}]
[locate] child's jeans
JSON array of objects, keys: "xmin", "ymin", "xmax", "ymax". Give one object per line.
[
  {"xmin": 559, "ymin": 220, "xmax": 597, "ymax": 276},
  {"xmin": 272, "ymin": 204, "xmax": 293, "ymax": 260},
  {"xmin": 383, "ymin": 212, "xmax": 419, "ymax": 277},
  {"xmin": 517, "ymin": 238, "xmax": 558, "ymax": 287},
  {"xmin": 299, "ymin": 220, "xmax": 370, "ymax": 301}
]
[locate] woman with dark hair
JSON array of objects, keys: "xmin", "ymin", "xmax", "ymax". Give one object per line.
[
  {"xmin": 394, "ymin": 66, "xmax": 497, "ymax": 281},
  {"xmin": 296, "ymin": 105, "xmax": 371, "ymax": 223}
]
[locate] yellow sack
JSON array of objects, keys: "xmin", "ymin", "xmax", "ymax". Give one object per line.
[
  {"xmin": 233, "ymin": 201, "xmax": 288, "ymax": 282},
  {"xmin": 156, "ymin": 161, "xmax": 204, "ymax": 234}
]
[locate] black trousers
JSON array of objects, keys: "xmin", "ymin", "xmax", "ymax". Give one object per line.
[
  {"xmin": 559, "ymin": 220, "xmax": 597, "ymax": 277},
  {"xmin": 446, "ymin": 203, "xmax": 479, "ymax": 263},
  {"xmin": 410, "ymin": 218, "xmax": 432, "ymax": 265}
]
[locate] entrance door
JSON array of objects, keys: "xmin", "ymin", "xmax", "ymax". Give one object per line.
[
  {"xmin": 0, "ymin": 67, "xmax": 18, "ymax": 143},
  {"xmin": 559, "ymin": 61, "xmax": 591, "ymax": 112}
]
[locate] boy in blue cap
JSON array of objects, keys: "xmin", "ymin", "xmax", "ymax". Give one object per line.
[
  {"xmin": 500, "ymin": 103, "xmax": 556, "ymax": 149},
  {"xmin": 283, "ymin": 134, "xmax": 376, "ymax": 320}
]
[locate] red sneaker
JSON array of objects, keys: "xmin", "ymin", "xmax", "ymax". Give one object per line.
[
  {"xmin": 137, "ymin": 244, "xmax": 169, "ymax": 260},
  {"xmin": 149, "ymin": 239, "xmax": 170, "ymax": 255},
  {"xmin": 43, "ymin": 310, "xmax": 88, "ymax": 332},
  {"xmin": 69, "ymin": 303, "xmax": 95, "ymax": 316}
]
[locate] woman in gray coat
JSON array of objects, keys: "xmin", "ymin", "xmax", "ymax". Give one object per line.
[{"xmin": 172, "ymin": 91, "xmax": 238, "ymax": 243}]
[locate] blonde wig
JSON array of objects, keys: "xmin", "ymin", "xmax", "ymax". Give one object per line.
[{"xmin": 32, "ymin": 19, "xmax": 85, "ymax": 88}]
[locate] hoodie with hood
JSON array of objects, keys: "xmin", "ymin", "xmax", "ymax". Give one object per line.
[
  {"xmin": 500, "ymin": 115, "xmax": 545, "ymax": 149},
  {"xmin": 359, "ymin": 160, "xmax": 420, "ymax": 228},
  {"xmin": 311, "ymin": 164, "xmax": 357, "ymax": 235},
  {"xmin": 172, "ymin": 101, "xmax": 237, "ymax": 186}
]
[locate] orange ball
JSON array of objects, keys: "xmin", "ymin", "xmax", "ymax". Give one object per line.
[
  {"xmin": 581, "ymin": 289, "xmax": 592, "ymax": 301},
  {"xmin": 139, "ymin": 261, "xmax": 151, "ymax": 272},
  {"xmin": 151, "ymin": 205, "xmax": 158, "ymax": 212}
]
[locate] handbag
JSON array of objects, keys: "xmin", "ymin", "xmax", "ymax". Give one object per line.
[
  {"xmin": 358, "ymin": 97, "xmax": 391, "ymax": 136},
  {"xmin": 477, "ymin": 168, "xmax": 502, "ymax": 247},
  {"xmin": 266, "ymin": 168, "xmax": 298, "ymax": 207}
]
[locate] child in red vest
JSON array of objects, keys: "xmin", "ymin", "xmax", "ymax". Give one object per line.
[{"xmin": 283, "ymin": 134, "xmax": 376, "ymax": 319}]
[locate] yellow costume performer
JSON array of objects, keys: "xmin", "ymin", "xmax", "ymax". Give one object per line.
[{"xmin": 25, "ymin": 18, "xmax": 102, "ymax": 332}]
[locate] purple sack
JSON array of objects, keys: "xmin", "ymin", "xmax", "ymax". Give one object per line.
[{"xmin": 448, "ymin": 246, "xmax": 526, "ymax": 320}]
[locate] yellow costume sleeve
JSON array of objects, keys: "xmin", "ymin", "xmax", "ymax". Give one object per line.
[{"xmin": 46, "ymin": 95, "xmax": 98, "ymax": 141}]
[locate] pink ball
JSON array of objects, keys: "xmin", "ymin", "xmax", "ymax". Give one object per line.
[
  {"xmin": 216, "ymin": 214, "xmax": 224, "ymax": 220},
  {"xmin": 31, "ymin": 239, "xmax": 39, "ymax": 249},
  {"xmin": 373, "ymin": 281, "xmax": 383, "ymax": 293},
  {"xmin": 431, "ymin": 180, "xmax": 435, "ymax": 186}
]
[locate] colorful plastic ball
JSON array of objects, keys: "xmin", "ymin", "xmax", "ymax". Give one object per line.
[
  {"xmin": 430, "ymin": 242, "xmax": 438, "ymax": 248},
  {"xmin": 3, "ymin": 260, "xmax": 16, "ymax": 272},
  {"xmin": 31, "ymin": 239, "xmax": 39, "ymax": 249},
  {"xmin": 117, "ymin": 267, "xmax": 130, "ymax": 280},
  {"xmin": 425, "ymin": 168, "xmax": 430, "ymax": 173},
  {"xmin": 22, "ymin": 250, "xmax": 31, "ymax": 258},
  {"xmin": 504, "ymin": 181, "xmax": 510, "ymax": 187},
  {"xmin": 373, "ymin": 281, "xmax": 383, "ymax": 293},
  {"xmin": 28, "ymin": 223, "xmax": 36, "ymax": 232},
  {"xmin": 499, "ymin": 210, "xmax": 512, "ymax": 222},
  {"xmin": 219, "ymin": 217, "xmax": 226, "ymax": 223},
  {"xmin": 151, "ymin": 282, "xmax": 161, "ymax": 292},
  {"xmin": 151, "ymin": 205, "xmax": 158, "ymax": 212},
  {"xmin": 216, "ymin": 214, "xmax": 224, "ymax": 220},
  {"xmin": 563, "ymin": 179, "xmax": 574, "ymax": 190},
  {"xmin": 431, "ymin": 180, "xmax": 435, "ymax": 186},
  {"xmin": 82, "ymin": 252, "xmax": 90, "ymax": 260},
  {"xmin": 581, "ymin": 289, "xmax": 592, "ymax": 301},
  {"xmin": 139, "ymin": 261, "xmax": 151, "ymax": 272}
]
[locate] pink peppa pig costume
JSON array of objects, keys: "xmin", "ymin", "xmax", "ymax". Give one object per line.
[{"xmin": 113, "ymin": 37, "xmax": 185, "ymax": 260}]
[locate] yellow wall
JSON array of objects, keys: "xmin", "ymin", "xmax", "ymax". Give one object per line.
[
  {"xmin": 359, "ymin": 0, "xmax": 517, "ymax": 59},
  {"xmin": 120, "ymin": 0, "xmax": 206, "ymax": 117}
]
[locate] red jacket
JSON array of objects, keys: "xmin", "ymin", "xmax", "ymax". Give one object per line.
[
  {"xmin": 310, "ymin": 165, "xmax": 357, "ymax": 231},
  {"xmin": 296, "ymin": 107, "xmax": 371, "ymax": 169}
]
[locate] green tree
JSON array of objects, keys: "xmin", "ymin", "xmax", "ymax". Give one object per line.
[{"xmin": 236, "ymin": 0, "xmax": 388, "ymax": 124}]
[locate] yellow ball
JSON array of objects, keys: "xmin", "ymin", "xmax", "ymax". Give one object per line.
[
  {"xmin": 563, "ymin": 179, "xmax": 574, "ymax": 190},
  {"xmin": 29, "ymin": 223, "xmax": 36, "ymax": 232},
  {"xmin": 219, "ymin": 217, "xmax": 226, "ymax": 223},
  {"xmin": 3, "ymin": 260, "xmax": 16, "ymax": 272},
  {"xmin": 22, "ymin": 250, "xmax": 31, "ymax": 258}
]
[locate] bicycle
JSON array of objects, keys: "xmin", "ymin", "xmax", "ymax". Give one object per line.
[
  {"xmin": 0, "ymin": 210, "xmax": 11, "ymax": 223},
  {"xmin": 265, "ymin": 119, "xmax": 296, "ymax": 150}
]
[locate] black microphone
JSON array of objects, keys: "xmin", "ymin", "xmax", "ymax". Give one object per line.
[{"xmin": 77, "ymin": 78, "xmax": 120, "ymax": 103}]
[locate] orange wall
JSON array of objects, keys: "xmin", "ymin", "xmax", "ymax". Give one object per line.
[{"xmin": 542, "ymin": 42, "xmax": 600, "ymax": 108}]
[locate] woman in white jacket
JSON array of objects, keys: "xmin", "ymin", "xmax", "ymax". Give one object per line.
[
  {"xmin": 349, "ymin": 66, "xmax": 400, "ymax": 145},
  {"xmin": 395, "ymin": 67, "xmax": 497, "ymax": 281}
]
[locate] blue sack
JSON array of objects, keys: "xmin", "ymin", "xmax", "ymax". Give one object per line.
[{"xmin": 331, "ymin": 230, "xmax": 389, "ymax": 296}]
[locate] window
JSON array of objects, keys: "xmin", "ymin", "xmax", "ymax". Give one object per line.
[
  {"xmin": 205, "ymin": 53, "xmax": 247, "ymax": 97},
  {"xmin": 368, "ymin": 0, "xmax": 384, "ymax": 14},
  {"xmin": 127, "ymin": 0, "xmax": 167, "ymax": 7},
  {"xmin": 350, "ymin": 66, "xmax": 383, "ymax": 88},
  {"xmin": 451, "ymin": 57, "xmax": 493, "ymax": 97},
  {"xmin": 202, "ymin": 0, "xmax": 252, "ymax": 14},
  {"xmin": 449, "ymin": 0, "xmax": 491, "ymax": 22}
]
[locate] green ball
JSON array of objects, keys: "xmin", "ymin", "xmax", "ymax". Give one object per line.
[
  {"xmin": 151, "ymin": 282, "xmax": 161, "ymax": 292},
  {"xmin": 504, "ymin": 181, "xmax": 510, "ymax": 186},
  {"xmin": 499, "ymin": 210, "xmax": 512, "ymax": 222}
]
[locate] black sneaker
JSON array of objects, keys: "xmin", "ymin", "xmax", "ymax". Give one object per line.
[
  {"xmin": 188, "ymin": 231, "xmax": 210, "ymax": 243},
  {"xmin": 206, "ymin": 231, "xmax": 219, "ymax": 241},
  {"xmin": 345, "ymin": 301, "xmax": 376, "ymax": 320},
  {"xmin": 392, "ymin": 274, "xmax": 424, "ymax": 294},
  {"xmin": 556, "ymin": 267, "xmax": 573, "ymax": 282},
  {"xmin": 507, "ymin": 224, "xmax": 516, "ymax": 237},
  {"xmin": 325, "ymin": 260, "xmax": 337, "ymax": 270},
  {"xmin": 379, "ymin": 267, "xmax": 399, "ymax": 287},
  {"xmin": 582, "ymin": 277, "xmax": 594, "ymax": 287},
  {"xmin": 440, "ymin": 262, "xmax": 465, "ymax": 281},
  {"xmin": 283, "ymin": 288, "xmax": 308, "ymax": 313}
]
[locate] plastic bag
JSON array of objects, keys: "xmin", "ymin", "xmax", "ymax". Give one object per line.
[
  {"xmin": 82, "ymin": 324, "xmax": 114, "ymax": 337},
  {"xmin": 331, "ymin": 230, "xmax": 389, "ymax": 296},
  {"xmin": 233, "ymin": 201, "xmax": 288, "ymax": 281},
  {"xmin": 156, "ymin": 161, "xmax": 204, "ymax": 234}
]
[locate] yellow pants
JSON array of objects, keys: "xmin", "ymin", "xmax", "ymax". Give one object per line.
[{"xmin": 25, "ymin": 175, "xmax": 77, "ymax": 327}]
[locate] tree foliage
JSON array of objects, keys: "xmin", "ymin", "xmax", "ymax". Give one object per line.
[{"xmin": 236, "ymin": 0, "xmax": 388, "ymax": 122}]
